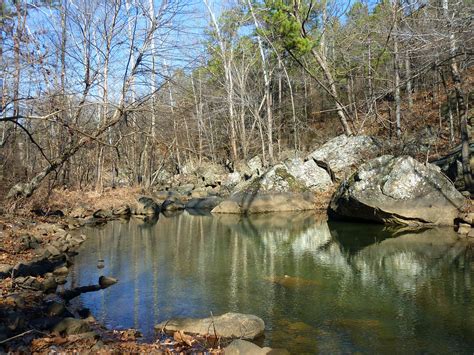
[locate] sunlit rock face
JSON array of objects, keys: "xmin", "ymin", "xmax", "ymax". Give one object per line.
[
  {"xmin": 329, "ymin": 155, "xmax": 466, "ymax": 225},
  {"xmin": 307, "ymin": 134, "xmax": 381, "ymax": 180}
]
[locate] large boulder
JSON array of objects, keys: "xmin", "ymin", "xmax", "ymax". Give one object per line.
[
  {"xmin": 329, "ymin": 155, "xmax": 466, "ymax": 226},
  {"xmin": 155, "ymin": 312, "xmax": 265, "ymax": 340},
  {"xmin": 307, "ymin": 135, "xmax": 381, "ymax": 180},
  {"xmin": 284, "ymin": 158, "xmax": 333, "ymax": 191}
]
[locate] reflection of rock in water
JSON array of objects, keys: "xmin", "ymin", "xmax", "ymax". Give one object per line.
[{"xmin": 331, "ymin": 224, "xmax": 468, "ymax": 291}]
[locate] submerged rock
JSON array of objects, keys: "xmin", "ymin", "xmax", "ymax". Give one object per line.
[
  {"xmin": 329, "ymin": 155, "xmax": 465, "ymax": 225},
  {"xmin": 155, "ymin": 312, "xmax": 265, "ymax": 340},
  {"xmin": 225, "ymin": 339, "xmax": 289, "ymax": 355}
]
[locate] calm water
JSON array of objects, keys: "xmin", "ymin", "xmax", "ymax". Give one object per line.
[{"xmin": 69, "ymin": 211, "xmax": 474, "ymax": 354}]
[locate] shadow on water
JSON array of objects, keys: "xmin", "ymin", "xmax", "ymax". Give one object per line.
[{"xmin": 69, "ymin": 212, "xmax": 474, "ymax": 354}]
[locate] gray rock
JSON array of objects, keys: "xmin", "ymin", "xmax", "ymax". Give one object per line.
[
  {"xmin": 45, "ymin": 245, "xmax": 61, "ymax": 258},
  {"xmin": 93, "ymin": 209, "xmax": 112, "ymax": 219},
  {"xmin": 16, "ymin": 234, "xmax": 41, "ymax": 252},
  {"xmin": 225, "ymin": 339, "xmax": 289, "ymax": 355},
  {"xmin": 329, "ymin": 155, "xmax": 466, "ymax": 226},
  {"xmin": 135, "ymin": 196, "xmax": 160, "ymax": 215},
  {"xmin": 99, "ymin": 276, "xmax": 118, "ymax": 288},
  {"xmin": 53, "ymin": 318, "xmax": 90, "ymax": 335},
  {"xmin": 161, "ymin": 199, "xmax": 186, "ymax": 211},
  {"xmin": 175, "ymin": 184, "xmax": 195, "ymax": 194},
  {"xmin": 47, "ymin": 302, "xmax": 66, "ymax": 317},
  {"xmin": 234, "ymin": 164, "xmax": 308, "ymax": 195},
  {"xmin": 308, "ymin": 134, "xmax": 381, "ymax": 180},
  {"xmin": 213, "ymin": 193, "xmax": 315, "ymax": 214},
  {"xmin": 211, "ymin": 200, "xmax": 241, "ymax": 214},
  {"xmin": 155, "ymin": 312, "xmax": 265, "ymax": 340},
  {"xmin": 284, "ymin": 158, "xmax": 333, "ymax": 191},
  {"xmin": 53, "ymin": 266, "xmax": 69, "ymax": 276},
  {"xmin": 247, "ymin": 156, "xmax": 263, "ymax": 176},
  {"xmin": 457, "ymin": 223, "xmax": 471, "ymax": 235},
  {"xmin": 42, "ymin": 276, "xmax": 58, "ymax": 293},
  {"xmin": 190, "ymin": 189, "xmax": 209, "ymax": 199},
  {"xmin": 186, "ymin": 197, "xmax": 223, "ymax": 210},
  {"xmin": 113, "ymin": 205, "xmax": 131, "ymax": 216},
  {"xmin": 223, "ymin": 172, "xmax": 241, "ymax": 189},
  {"xmin": 11, "ymin": 257, "xmax": 66, "ymax": 278},
  {"xmin": 70, "ymin": 207, "xmax": 90, "ymax": 218},
  {"xmin": 0, "ymin": 264, "xmax": 12, "ymax": 278}
]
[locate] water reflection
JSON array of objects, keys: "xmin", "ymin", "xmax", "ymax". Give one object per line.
[{"xmin": 69, "ymin": 212, "xmax": 474, "ymax": 354}]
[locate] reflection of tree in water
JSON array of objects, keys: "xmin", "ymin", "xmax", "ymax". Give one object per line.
[{"xmin": 71, "ymin": 213, "xmax": 474, "ymax": 352}]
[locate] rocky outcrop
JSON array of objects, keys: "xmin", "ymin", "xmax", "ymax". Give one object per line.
[
  {"xmin": 155, "ymin": 312, "xmax": 265, "ymax": 340},
  {"xmin": 212, "ymin": 157, "xmax": 329, "ymax": 214},
  {"xmin": 308, "ymin": 134, "xmax": 381, "ymax": 180},
  {"xmin": 329, "ymin": 155, "xmax": 466, "ymax": 225}
]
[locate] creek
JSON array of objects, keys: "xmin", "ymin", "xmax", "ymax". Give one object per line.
[{"xmin": 69, "ymin": 211, "xmax": 474, "ymax": 353}]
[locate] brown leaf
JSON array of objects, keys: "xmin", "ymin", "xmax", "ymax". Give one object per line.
[{"xmin": 173, "ymin": 330, "xmax": 194, "ymax": 347}]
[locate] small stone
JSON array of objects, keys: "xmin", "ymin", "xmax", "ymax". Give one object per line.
[
  {"xmin": 53, "ymin": 318, "xmax": 90, "ymax": 335},
  {"xmin": 457, "ymin": 223, "xmax": 471, "ymax": 235},
  {"xmin": 468, "ymin": 229, "xmax": 474, "ymax": 238},
  {"xmin": 47, "ymin": 302, "xmax": 66, "ymax": 317},
  {"xmin": 0, "ymin": 264, "xmax": 13, "ymax": 277},
  {"xmin": 93, "ymin": 209, "xmax": 111, "ymax": 219},
  {"xmin": 99, "ymin": 276, "xmax": 118, "ymax": 288},
  {"xmin": 42, "ymin": 276, "xmax": 58, "ymax": 293},
  {"xmin": 55, "ymin": 276, "xmax": 68, "ymax": 285},
  {"xmin": 113, "ymin": 205, "xmax": 131, "ymax": 216},
  {"xmin": 53, "ymin": 266, "xmax": 69, "ymax": 276},
  {"xmin": 5, "ymin": 295, "xmax": 25, "ymax": 308}
]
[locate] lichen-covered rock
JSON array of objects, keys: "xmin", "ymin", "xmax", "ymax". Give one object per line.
[
  {"xmin": 155, "ymin": 312, "xmax": 265, "ymax": 340},
  {"xmin": 186, "ymin": 196, "xmax": 223, "ymax": 210},
  {"xmin": 329, "ymin": 155, "xmax": 465, "ymax": 225},
  {"xmin": 223, "ymin": 172, "xmax": 241, "ymax": 189},
  {"xmin": 284, "ymin": 158, "xmax": 333, "ymax": 191},
  {"xmin": 308, "ymin": 135, "xmax": 381, "ymax": 180}
]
